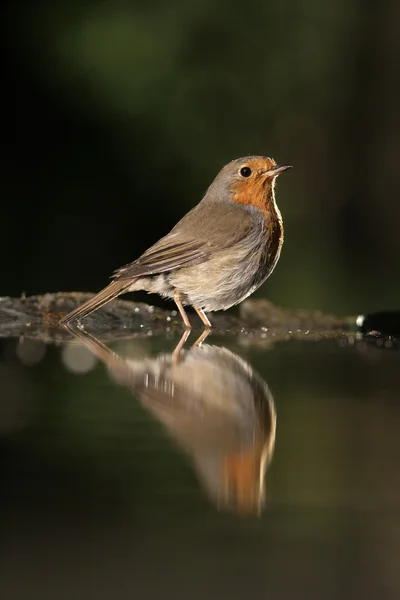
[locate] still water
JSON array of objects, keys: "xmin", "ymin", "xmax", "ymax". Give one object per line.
[{"xmin": 0, "ymin": 327, "xmax": 399, "ymax": 599}]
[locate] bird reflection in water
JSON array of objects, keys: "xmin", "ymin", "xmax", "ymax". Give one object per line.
[{"xmin": 63, "ymin": 326, "xmax": 277, "ymax": 515}]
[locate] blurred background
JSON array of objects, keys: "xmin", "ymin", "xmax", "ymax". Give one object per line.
[{"xmin": 3, "ymin": 0, "xmax": 400, "ymax": 315}]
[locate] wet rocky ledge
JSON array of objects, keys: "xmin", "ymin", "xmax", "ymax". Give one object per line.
[
  {"xmin": 0, "ymin": 292, "xmax": 397, "ymax": 349},
  {"xmin": 0, "ymin": 291, "xmax": 352, "ymax": 339}
]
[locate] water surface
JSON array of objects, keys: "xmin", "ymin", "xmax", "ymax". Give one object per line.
[{"xmin": 0, "ymin": 330, "xmax": 399, "ymax": 599}]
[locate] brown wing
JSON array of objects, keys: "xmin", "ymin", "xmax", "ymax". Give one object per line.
[
  {"xmin": 114, "ymin": 201, "xmax": 254, "ymax": 281},
  {"xmin": 114, "ymin": 239, "xmax": 210, "ymax": 280}
]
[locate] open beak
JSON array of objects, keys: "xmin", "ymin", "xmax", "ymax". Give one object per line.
[{"xmin": 263, "ymin": 165, "xmax": 292, "ymax": 178}]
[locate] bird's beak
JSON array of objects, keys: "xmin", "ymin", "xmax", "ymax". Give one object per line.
[{"xmin": 263, "ymin": 165, "xmax": 292, "ymax": 178}]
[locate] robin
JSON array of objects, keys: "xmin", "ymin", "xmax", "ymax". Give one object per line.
[
  {"xmin": 65, "ymin": 325, "xmax": 277, "ymax": 514},
  {"xmin": 60, "ymin": 156, "xmax": 291, "ymax": 328}
]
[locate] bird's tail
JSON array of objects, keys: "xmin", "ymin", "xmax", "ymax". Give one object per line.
[{"xmin": 59, "ymin": 279, "xmax": 133, "ymax": 324}]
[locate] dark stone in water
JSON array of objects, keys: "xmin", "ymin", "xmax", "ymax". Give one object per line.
[{"xmin": 357, "ymin": 311, "xmax": 400, "ymax": 336}]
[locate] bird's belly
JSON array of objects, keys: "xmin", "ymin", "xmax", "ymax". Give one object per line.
[
  {"xmin": 128, "ymin": 273, "xmax": 176, "ymax": 299},
  {"xmin": 169, "ymin": 245, "xmax": 274, "ymax": 312}
]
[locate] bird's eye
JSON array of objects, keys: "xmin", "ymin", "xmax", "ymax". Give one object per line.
[{"xmin": 240, "ymin": 166, "xmax": 252, "ymax": 178}]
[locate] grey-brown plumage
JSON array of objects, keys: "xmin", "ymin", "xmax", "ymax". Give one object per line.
[
  {"xmin": 60, "ymin": 156, "xmax": 291, "ymax": 326},
  {"xmin": 64, "ymin": 324, "xmax": 277, "ymax": 514}
]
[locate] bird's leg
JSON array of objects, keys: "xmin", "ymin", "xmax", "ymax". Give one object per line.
[
  {"xmin": 194, "ymin": 306, "xmax": 212, "ymax": 329},
  {"xmin": 173, "ymin": 290, "xmax": 191, "ymax": 329},
  {"xmin": 192, "ymin": 328, "xmax": 211, "ymax": 348},
  {"xmin": 171, "ymin": 329, "xmax": 191, "ymax": 363}
]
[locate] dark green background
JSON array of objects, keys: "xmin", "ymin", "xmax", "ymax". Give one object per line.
[{"xmin": 4, "ymin": 1, "xmax": 400, "ymax": 313}]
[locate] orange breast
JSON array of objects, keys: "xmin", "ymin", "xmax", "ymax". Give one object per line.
[{"xmin": 232, "ymin": 179, "xmax": 270, "ymax": 212}]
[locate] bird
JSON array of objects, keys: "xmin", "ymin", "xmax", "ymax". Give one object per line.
[
  {"xmin": 59, "ymin": 156, "xmax": 291, "ymax": 328},
  {"xmin": 65, "ymin": 324, "xmax": 277, "ymax": 514}
]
